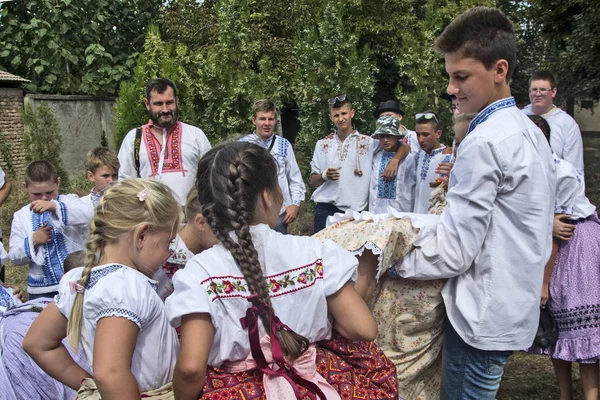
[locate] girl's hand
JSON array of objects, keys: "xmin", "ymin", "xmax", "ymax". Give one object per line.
[{"xmin": 553, "ymin": 214, "xmax": 575, "ymax": 241}]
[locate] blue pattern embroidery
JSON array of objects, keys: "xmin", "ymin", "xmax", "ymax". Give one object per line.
[
  {"xmin": 86, "ymin": 264, "xmax": 124, "ymax": 289},
  {"xmin": 416, "ymin": 147, "xmax": 447, "ymax": 182},
  {"xmin": 28, "ymin": 210, "xmax": 68, "ymax": 288},
  {"xmin": 377, "ymin": 152, "xmax": 397, "ymax": 199},
  {"xmin": 96, "ymin": 307, "xmax": 143, "ymax": 329},
  {"xmin": 0, "ymin": 286, "xmax": 12, "ymax": 308},
  {"xmin": 468, "ymin": 97, "xmax": 516, "ymax": 134}
]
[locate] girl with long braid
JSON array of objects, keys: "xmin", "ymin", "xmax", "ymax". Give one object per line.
[
  {"xmin": 166, "ymin": 141, "xmax": 398, "ymax": 399},
  {"xmin": 23, "ymin": 179, "xmax": 182, "ymax": 399}
]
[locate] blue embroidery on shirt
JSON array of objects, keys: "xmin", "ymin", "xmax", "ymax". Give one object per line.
[
  {"xmin": 96, "ymin": 307, "xmax": 142, "ymax": 329},
  {"xmin": 86, "ymin": 265, "xmax": 124, "ymax": 289},
  {"xmin": 417, "ymin": 147, "xmax": 447, "ymax": 182},
  {"xmin": 59, "ymin": 201, "xmax": 68, "ymax": 225},
  {"xmin": 468, "ymin": 97, "xmax": 516, "ymax": 134},
  {"xmin": 28, "ymin": 210, "xmax": 68, "ymax": 289},
  {"xmin": 0, "ymin": 286, "xmax": 12, "ymax": 308},
  {"xmin": 377, "ymin": 152, "xmax": 397, "ymax": 199}
]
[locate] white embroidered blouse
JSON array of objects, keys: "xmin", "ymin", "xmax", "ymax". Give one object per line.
[
  {"xmin": 369, "ymin": 151, "xmax": 416, "ymax": 214},
  {"xmin": 165, "ymin": 224, "xmax": 358, "ymax": 366}
]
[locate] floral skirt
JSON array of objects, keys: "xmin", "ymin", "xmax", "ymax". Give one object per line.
[{"xmin": 201, "ymin": 337, "xmax": 399, "ymax": 399}]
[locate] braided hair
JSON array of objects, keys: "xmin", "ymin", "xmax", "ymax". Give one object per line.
[{"xmin": 196, "ymin": 141, "xmax": 309, "ymax": 360}]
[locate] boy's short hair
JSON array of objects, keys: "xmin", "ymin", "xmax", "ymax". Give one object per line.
[
  {"xmin": 145, "ymin": 78, "xmax": 178, "ymax": 99},
  {"xmin": 63, "ymin": 250, "xmax": 86, "ymax": 273},
  {"xmin": 328, "ymin": 93, "xmax": 353, "ymax": 111},
  {"xmin": 529, "ymin": 70, "xmax": 556, "ymax": 88},
  {"xmin": 415, "ymin": 111, "xmax": 441, "ymax": 131},
  {"xmin": 252, "ymin": 99, "xmax": 277, "ymax": 118},
  {"xmin": 25, "ymin": 160, "xmax": 58, "ymax": 185},
  {"xmin": 86, "ymin": 147, "xmax": 120, "ymax": 174},
  {"xmin": 434, "ymin": 7, "xmax": 517, "ymax": 80}
]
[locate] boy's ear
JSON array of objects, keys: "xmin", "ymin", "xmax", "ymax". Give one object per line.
[
  {"xmin": 494, "ymin": 59, "xmax": 509, "ymax": 83},
  {"xmin": 87, "ymin": 171, "xmax": 94, "ymax": 182},
  {"xmin": 436, "ymin": 130, "xmax": 443, "ymax": 138},
  {"xmin": 56, "ymin": 177, "xmax": 61, "ymax": 188}
]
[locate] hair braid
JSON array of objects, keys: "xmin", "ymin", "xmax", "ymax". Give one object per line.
[{"xmin": 197, "ymin": 142, "xmax": 309, "ymax": 360}]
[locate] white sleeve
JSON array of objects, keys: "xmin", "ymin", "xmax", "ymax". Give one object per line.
[
  {"xmin": 562, "ymin": 121, "xmax": 584, "ymax": 174},
  {"xmin": 54, "ymin": 267, "xmax": 84, "ymax": 318},
  {"xmin": 165, "ymin": 265, "xmax": 213, "ymax": 328},
  {"xmin": 310, "ymin": 141, "xmax": 323, "ymax": 175},
  {"xmin": 194, "ymin": 127, "xmax": 212, "ymax": 157},
  {"xmin": 54, "ymin": 195, "xmax": 94, "ymax": 227},
  {"xmin": 8, "ymin": 209, "xmax": 40, "ymax": 266},
  {"xmin": 321, "ymin": 239, "xmax": 359, "ymax": 297},
  {"xmin": 285, "ymin": 143, "xmax": 306, "ymax": 205},
  {"xmin": 397, "ymin": 136, "xmax": 501, "ymax": 279},
  {"xmin": 117, "ymin": 129, "xmax": 138, "ymax": 179},
  {"xmin": 554, "ymin": 161, "xmax": 579, "ymax": 215}
]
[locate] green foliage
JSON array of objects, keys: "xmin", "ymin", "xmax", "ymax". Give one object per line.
[
  {"xmin": 0, "ymin": 0, "xmax": 162, "ymax": 95},
  {"xmin": 21, "ymin": 102, "xmax": 70, "ymax": 186},
  {"xmin": 0, "ymin": 132, "xmax": 15, "ymax": 178}
]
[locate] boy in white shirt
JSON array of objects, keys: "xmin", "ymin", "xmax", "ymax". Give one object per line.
[
  {"xmin": 369, "ymin": 115, "xmax": 416, "ymax": 214},
  {"xmin": 395, "ymin": 7, "xmax": 556, "ymax": 399},
  {"xmin": 81, "ymin": 147, "xmax": 120, "ymax": 209},
  {"xmin": 240, "ymin": 100, "xmax": 306, "ymax": 234},
  {"xmin": 310, "ymin": 94, "xmax": 409, "ymax": 232},
  {"xmin": 8, "ymin": 161, "xmax": 93, "ymax": 299},
  {"xmin": 413, "ymin": 111, "xmax": 451, "ymax": 213}
]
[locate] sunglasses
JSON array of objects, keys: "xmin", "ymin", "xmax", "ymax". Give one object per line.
[
  {"xmin": 415, "ymin": 112, "xmax": 439, "ymax": 124},
  {"xmin": 328, "ymin": 94, "xmax": 346, "ymax": 105}
]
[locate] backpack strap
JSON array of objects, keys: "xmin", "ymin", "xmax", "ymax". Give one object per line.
[{"xmin": 134, "ymin": 127, "xmax": 142, "ymax": 178}]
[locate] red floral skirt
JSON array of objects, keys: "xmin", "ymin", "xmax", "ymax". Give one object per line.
[{"xmin": 201, "ymin": 337, "xmax": 398, "ymax": 399}]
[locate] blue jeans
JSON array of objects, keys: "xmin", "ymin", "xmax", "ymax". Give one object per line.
[
  {"xmin": 441, "ymin": 320, "xmax": 512, "ymax": 400},
  {"xmin": 313, "ymin": 203, "xmax": 343, "ymax": 233},
  {"xmin": 274, "ymin": 213, "xmax": 287, "ymax": 234}
]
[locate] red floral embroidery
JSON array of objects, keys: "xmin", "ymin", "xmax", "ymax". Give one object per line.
[{"xmin": 142, "ymin": 120, "xmax": 187, "ymax": 176}]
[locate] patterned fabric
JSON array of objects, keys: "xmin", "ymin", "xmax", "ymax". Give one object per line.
[
  {"xmin": 88, "ymin": 188, "xmax": 102, "ymax": 208},
  {"xmin": 95, "ymin": 307, "xmax": 143, "ymax": 329},
  {"xmin": 201, "ymin": 336, "xmax": 398, "ymax": 400},
  {"xmin": 372, "ymin": 116, "xmax": 405, "ymax": 138},
  {"xmin": 86, "ymin": 264, "xmax": 124, "ymax": 289},
  {"xmin": 529, "ymin": 213, "xmax": 600, "ymax": 363},
  {"xmin": 414, "ymin": 147, "xmax": 450, "ymax": 182},
  {"xmin": 468, "ymin": 97, "xmax": 516, "ymax": 134},
  {"xmin": 202, "ymin": 260, "xmax": 324, "ymax": 301},
  {"xmin": 143, "ymin": 121, "xmax": 187, "ymax": 177},
  {"xmin": 77, "ymin": 378, "xmax": 173, "ymax": 399},
  {"xmin": 29, "ymin": 211, "xmax": 68, "ymax": 288},
  {"xmin": 377, "ymin": 152, "xmax": 397, "ymax": 200}
]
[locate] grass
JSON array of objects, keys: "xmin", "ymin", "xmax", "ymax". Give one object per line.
[{"xmin": 3, "ymin": 137, "xmax": 600, "ymax": 398}]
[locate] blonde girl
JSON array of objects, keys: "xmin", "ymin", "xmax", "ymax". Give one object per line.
[{"xmin": 23, "ymin": 179, "xmax": 182, "ymax": 399}]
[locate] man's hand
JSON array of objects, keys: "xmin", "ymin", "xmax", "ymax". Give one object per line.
[
  {"xmin": 553, "ymin": 214, "xmax": 575, "ymax": 241},
  {"xmin": 541, "ymin": 283, "xmax": 549, "ymax": 305},
  {"xmin": 282, "ymin": 204, "xmax": 300, "ymax": 224},
  {"xmin": 326, "ymin": 167, "xmax": 341, "ymax": 181},
  {"xmin": 382, "ymin": 159, "xmax": 399, "ymax": 182},
  {"xmin": 435, "ymin": 162, "xmax": 454, "ymax": 184},
  {"xmin": 33, "ymin": 225, "xmax": 52, "ymax": 247},
  {"xmin": 30, "ymin": 200, "xmax": 57, "ymax": 214}
]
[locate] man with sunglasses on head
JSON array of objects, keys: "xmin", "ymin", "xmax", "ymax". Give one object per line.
[
  {"xmin": 523, "ymin": 70, "xmax": 584, "ymax": 184},
  {"xmin": 413, "ymin": 111, "xmax": 452, "ymax": 213},
  {"xmin": 309, "ymin": 94, "xmax": 409, "ymax": 232}
]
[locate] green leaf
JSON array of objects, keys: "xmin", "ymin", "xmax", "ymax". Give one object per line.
[
  {"xmin": 86, "ymin": 54, "xmax": 96, "ymax": 65},
  {"xmin": 34, "ymin": 65, "xmax": 44, "ymax": 74},
  {"xmin": 0, "ymin": 50, "xmax": 9, "ymax": 58}
]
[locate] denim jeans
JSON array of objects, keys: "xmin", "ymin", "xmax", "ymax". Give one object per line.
[
  {"xmin": 313, "ymin": 203, "xmax": 343, "ymax": 233},
  {"xmin": 274, "ymin": 213, "xmax": 288, "ymax": 234},
  {"xmin": 441, "ymin": 320, "xmax": 512, "ymax": 400}
]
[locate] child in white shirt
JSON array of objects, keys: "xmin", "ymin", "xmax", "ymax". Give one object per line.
[{"xmin": 81, "ymin": 147, "xmax": 120, "ymax": 209}]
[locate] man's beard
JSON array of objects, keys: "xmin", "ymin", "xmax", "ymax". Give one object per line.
[{"xmin": 150, "ymin": 108, "xmax": 179, "ymax": 128}]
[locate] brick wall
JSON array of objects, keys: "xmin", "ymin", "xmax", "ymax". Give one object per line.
[{"xmin": 0, "ymin": 88, "xmax": 25, "ymax": 177}]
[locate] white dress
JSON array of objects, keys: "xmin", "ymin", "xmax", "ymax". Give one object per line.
[
  {"xmin": 152, "ymin": 234, "xmax": 194, "ymax": 301},
  {"xmin": 369, "ymin": 151, "xmax": 416, "ymax": 214},
  {"xmin": 165, "ymin": 224, "xmax": 358, "ymax": 366},
  {"xmin": 55, "ymin": 264, "xmax": 179, "ymax": 392},
  {"xmin": 118, "ymin": 120, "xmax": 212, "ymax": 205}
]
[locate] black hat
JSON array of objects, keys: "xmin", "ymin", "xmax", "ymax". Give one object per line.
[
  {"xmin": 373, "ymin": 100, "xmax": 405, "ymax": 119},
  {"xmin": 439, "ymin": 92, "xmax": 456, "ymax": 102}
]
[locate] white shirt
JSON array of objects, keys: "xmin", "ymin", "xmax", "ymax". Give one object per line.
[
  {"xmin": 8, "ymin": 194, "xmax": 93, "ymax": 294},
  {"xmin": 413, "ymin": 146, "xmax": 451, "ymax": 214},
  {"xmin": 369, "ymin": 151, "xmax": 416, "ymax": 213},
  {"xmin": 310, "ymin": 131, "xmax": 378, "ymax": 211},
  {"xmin": 553, "ymin": 153, "xmax": 595, "ymax": 220},
  {"xmin": 240, "ymin": 133, "xmax": 306, "ymax": 214},
  {"xmin": 166, "ymin": 224, "xmax": 358, "ymax": 366},
  {"xmin": 397, "ymin": 98, "xmax": 556, "ymax": 351},
  {"xmin": 523, "ymin": 104, "xmax": 584, "ymax": 181},
  {"xmin": 152, "ymin": 234, "xmax": 195, "ymax": 301},
  {"xmin": 404, "ymin": 130, "xmax": 420, "ymax": 154},
  {"xmin": 118, "ymin": 121, "xmax": 212, "ymax": 205},
  {"xmin": 55, "ymin": 264, "xmax": 179, "ymax": 392}
]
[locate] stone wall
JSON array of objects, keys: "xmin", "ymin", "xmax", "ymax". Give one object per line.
[
  {"xmin": 0, "ymin": 88, "xmax": 26, "ymax": 177},
  {"xmin": 24, "ymin": 94, "xmax": 117, "ymax": 178}
]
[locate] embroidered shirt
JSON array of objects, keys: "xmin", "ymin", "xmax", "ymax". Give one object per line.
[
  {"xmin": 553, "ymin": 153, "xmax": 595, "ymax": 219},
  {"xmin": 8, "ymin": 194, "xmax": 93, "ymax": 295},
  {"xmin": 240, "ymin": 133, "xmax": 306, "ymax": 214},
  {"xmin": 118, "ymin": 120, "xmax": 212, "ymax": 205},
  {"xmin": 152, "ymin": 234, "xmax": 195, "ymax": 301},
  {"xmin": 55, "ymin": 264, "xmax": 178, "ymax": 392},
  {"xmin": 403, "ymin": 130, "xmax": 420, "ymax": 154},
  {"xmin": 369, "ymin": 151, "xmax": 416, "ymax": 214},
  {"xmin": 166, "ymin": 224, "xmax": 358, "ymax": 366},
  {"xmin": 397, "ymin": 98, "xmax": 556, "ymax": 351},
  {"xmin": 310, "ymin": 131, "xmax": 379, "ymax": 211},
  {"xmin": 413, "ymin": 146, "xmax": 451, "ymax": 214}
]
